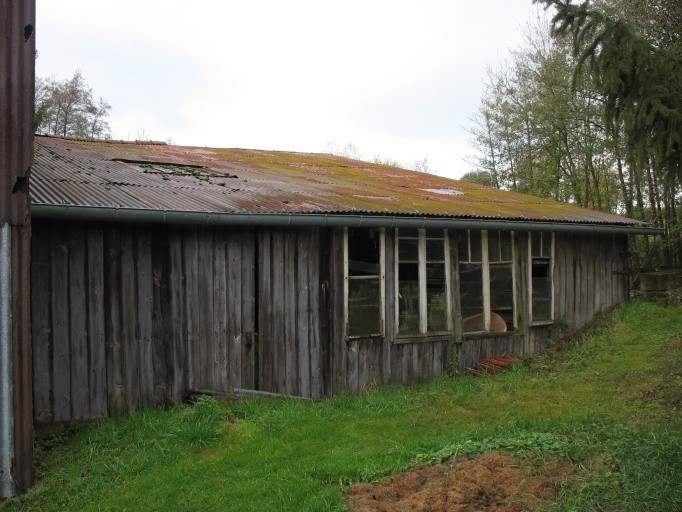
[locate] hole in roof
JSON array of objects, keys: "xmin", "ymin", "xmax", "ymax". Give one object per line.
[{"xmin": 110, "ymin": 159, "xmax": 237, "ymax": 179}]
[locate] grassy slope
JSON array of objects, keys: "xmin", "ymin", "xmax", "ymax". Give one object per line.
[{"xmin": 2, "ymin": 302, "xmax": 680, "ymax": 511}]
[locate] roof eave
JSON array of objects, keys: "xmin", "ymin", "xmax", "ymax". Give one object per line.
[{"xmin": 31, "ymin": 204, "xmax": 663, "ymax": 236}]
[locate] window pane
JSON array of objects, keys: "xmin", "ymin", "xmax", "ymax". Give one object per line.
[
  {"xmin": 457, "ymin": 232, "xmax": 469, "ymax": 262},
  {"xmin": 488, "ymin": 230, "xmax": 500, "ymax": 262},
  {"xmin": 500, "ymin": 231, "xmax": 513, "ymax": 261},
  {"xmin": 532, "ymin": 261, "xmax": 552, "ymax": 321},
  {"xmin": 542, "ymin": 232, "xmax": 552, "ymax": 258},
  {"xmin": 398, "ymin": 263, "xmax": 419, "ymax": 333},
  {"xmin": 459, "ymin": 262, "xmax": 484, "ymax": 332},
  {"xmin": 426, "ymin": 263, "xmax": 447, "ymax": 331},
  {"xmin": 398, "ymin": 238, "xmax": 419, "ymax": 262},
  {"xmin": 425, "ymin": 228, "xmax": 444, "ymax": 239},
  {"xmin": 398, "ymin": 228, "xmax": 419, "ymax": 238},
  {"xmin": 348, "ymin": 228, "xmax": 380, "ymax": 276},
  {"xmin": 426, "ymin": 239, "xmax": 445, "ymax": 262},
  {"xmin": 531, "ymin": 233, "xmax": 542, "ymax": 258},
  {"xmin": 470, "ymin": 231, "xmax": 482, "ymax": 262},
  {"xmin": 348, "ymin": 278, "xmax": 382, "ymax": 336},
  {"xmin": 490, "ymin": 264, "xmax": 514, "ymax": 331}
]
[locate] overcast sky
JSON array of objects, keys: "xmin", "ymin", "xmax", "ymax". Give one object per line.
[{"xmin": 35, "ymin": 0, "xmax": 544, "ymax": 179}]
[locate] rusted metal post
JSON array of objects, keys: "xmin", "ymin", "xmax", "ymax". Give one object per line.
[{"xmin": 0, "ymin": 0, "xmax": 36, "ymax": 497}]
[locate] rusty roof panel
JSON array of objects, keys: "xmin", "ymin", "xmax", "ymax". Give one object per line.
[{"xmin": 31, "ymin": 136, "xmax": 642, "ymax": 226}]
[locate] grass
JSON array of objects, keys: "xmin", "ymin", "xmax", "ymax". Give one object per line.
[{"xmin": 2, "ymin": 302, "xmax": 681, "ymax": 511}]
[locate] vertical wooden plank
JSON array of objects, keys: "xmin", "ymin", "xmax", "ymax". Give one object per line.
[
  {"xmin": 151, "ymin": 228, "xmax": 171, "ymax": 403},
  {"xmin": 104, "ymin": 226, "xmax": 124, "ymax": 415},
  {"xmin": 284, "ymin": 230, "xmax": 298, "ymax": 395},
  {"xmin": 137, "ymin": 228, "xmax": 154, "ymax": 408},
  {"xmin": 227, "ymin": 231, "xmax": 243, "ymax": 391},
  {"xmin": 347, "ymin": 340, "xmax": 359, "ymax": 390},
  {"xmin": 330, "ymin": 229, "xmax": 347, "ymax": 394},
  {"xmin": 271, "ymin": 230, "xmax": 286, "ymax": 393},
  {"xmin": 358, "ymin": 340, "xmax": 369, "ymax": 389},
  {"xmin": 197, "ymin": 227, "xmax": 215, "ymax": 391},
  {"xmin": 297, "ymin": 230, "xmax": 311, "ymax": 397},
  {"xmin": 168, "ymin": 229, "xmax": 187, "ymax": 399},
  {"xmin": 87, "ymin": 226, "xmax": 107, "ymax": 418},
  {"xmin": 120, "ymin": 229, "xmax": 140, "ymax": 412},
  {"xmin": 258, "ymin": 229, "xmax": 273, "ymax": 391},
  {"xmin": 183, "ymin": 226, "xmax": 200, "ymax": 391},
  {"xmin": 68, "ymin": 226, "xmax": 89, "ymax": 420},
  {"xmin": 50, "ymin": 227, "xmax": 71, "ymax": 421},
  {"xmin": 31, "ymin": 222, "xmax": 52, "ymax": 423},
  {"xmin": 309, "ymin": 228, "xmax": 322, "ymax": 398},
  {"xmin": 563, "ymin": 233, "xmax": 575, "ymax": 326},
  {"xmin": 241, "ymin": 229, "xmax": 256, "ymax": 390},
  {"xmin": 212, "ymin": 233, "xmax": 228, "ymax": 390},
  {"xmin": 553, "ymin": 234, "xmax": 565, "ymax": 322}
]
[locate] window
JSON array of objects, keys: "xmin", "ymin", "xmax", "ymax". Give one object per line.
[
  {"xmin": 529, "ymin": 232, "xmax": 554, "ymax": 323},
  {"xmin": 344, "ymin": 228, "xmax": 385, "ymax": 337},
  {"xmin": 395, "ymin": 229, "xmax": 451, "ymax": 335},
  {"xmin": 458, "ymin": 230, "xmax": 515, "ymax": 333}
]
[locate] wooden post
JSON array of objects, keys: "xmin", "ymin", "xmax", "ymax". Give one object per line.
[{"xmin": 0, "ymin": 0, "xmax": 35, "ymax": 496}]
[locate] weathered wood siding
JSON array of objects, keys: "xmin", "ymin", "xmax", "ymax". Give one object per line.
[
  {"xmin": 31, "ymin": 220, "xmax": 255, "ymax": 422},
  {"xmin": 258, "ymin": 227, "xmax": 323, "ymax": 398},
  {"xmin": 329, "ymin": 229, "xmax": 630, "ymax": 388},
  {"xmin": 553, "ymin": 233, "xmax": 628, "ymax": 329},
  {"xmin": 31, "ymin": 221, "xmax": 630, "ymax": 421}
]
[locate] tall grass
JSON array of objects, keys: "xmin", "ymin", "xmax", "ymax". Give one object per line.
[{"xmin": 2, "ymin": 302, "xmax": 680, "ymax": 511}]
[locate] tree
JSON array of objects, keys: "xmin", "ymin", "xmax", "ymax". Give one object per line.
[
  {"xmin": 536, "ymin": 0, "xmax": 681, "ymax": 265},
  {"xmin": 35, "ymin": 70, "xmax": 111, "ymax": 139}
]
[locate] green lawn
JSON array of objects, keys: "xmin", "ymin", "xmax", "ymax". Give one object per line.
[{"xmin": 3, "ymin": 302, "xmax": 681, "ymax": 511}]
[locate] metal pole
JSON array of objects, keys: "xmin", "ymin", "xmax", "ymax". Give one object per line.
[{"xmin": 0, "ymin": 223, "xmax": 15, "ymax": 498}]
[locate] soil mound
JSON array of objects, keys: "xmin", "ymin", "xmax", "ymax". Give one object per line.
[{"xmin": 347, "ymin": 451, "xmax": 576, "ymax": 512}]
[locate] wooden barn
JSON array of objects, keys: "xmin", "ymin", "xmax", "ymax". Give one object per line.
[{"xmin": 29, "ymin": 135, "xmax": 660, "ymax": 423}]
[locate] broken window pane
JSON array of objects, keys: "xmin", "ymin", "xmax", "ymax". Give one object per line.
[
  {"xmin": 460, "ymin": 262, "xmax": 484, "ymax": 332},
  {"xmin": 426, "ymin": 239, "xmax": 445, "ymax": 262},
  {"xmin": 541, "ymin": 232, "xmax": 552, "ymax": 257},
  {"xmin": 348, "ymin": 228, "xmax": 381, "ymax": 276},
  {"xmin": 426, "ymin": 262, "xmax": 448, "ymax": 331},
  {"xmin": 488, "ymin": 230, "xmax": 500, "ymax": 262},
  {"xmin": 532, "ymin": 260, "xmax": 552, "ymax": 321},
  {"xmin": 490, "ymin": 264, "xmax": 514, "ymax": 330},
  {"xmin": 457, "ymin": 232, "xmax": 470, "ymax": 262},
  {"xmin": 532, "ymin": 232, "xmax": 542, "ymax": 258},
  {"xmin": 500, "ymin": 231, "xmax": 513, "ymax": 261},
  {"xmin": 470, "ymin": 231, "xmax": 482, "ymax": 262},
  {"xmin": 398, "ymin": 262, "xmax": 419, "ymax": 334},
  {"xmin": 398, "ymin": 238, "xmax": 419, "ymax": 262}
]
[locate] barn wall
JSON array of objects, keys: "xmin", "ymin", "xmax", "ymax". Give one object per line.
[
  {"xmin": 31, "ymin": 220, "xmax": 256, "ymax": 423},
  {"xmin": 31, "ymin": 222, "xmax": 631, "ymax": 422},
  {"xmin": 553, "ymin": 233, "xmax": 628, "ymax": 329}
]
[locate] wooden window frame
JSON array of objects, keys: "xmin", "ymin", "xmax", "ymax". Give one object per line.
[
  {"xmin": 343, "ymin": 227, "xmax": 386, "ymax": 338},
  {"xmin": 394, "ymin": 229, "xmax": 452, "ymax": 337},
  {"xmin": 528, "ymin": 232, "xmax": 555, "ymax": 325},
  {"xmin": 460, "ymin": 230, "xmax": 516, "ymax": 335}
]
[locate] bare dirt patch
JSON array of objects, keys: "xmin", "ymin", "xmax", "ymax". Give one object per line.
[{"xmin": 347, "ymin": 451, "xmax": 577, "ymax": 512}]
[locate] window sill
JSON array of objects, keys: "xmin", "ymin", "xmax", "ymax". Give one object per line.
[
  {"xmin": 393, "ymin": 333, "xmax": 453, "ymax": 345},
  {"xmin": 345, "ymin": 334, "xmax": 384, "ymax": 342},
  {"xmin": 530, "ymin": 320, "xmax": 554, "ymax": 327},
  {"xmin": 462, "ymin": 330, "xmax": 519, "ymax": 340}
]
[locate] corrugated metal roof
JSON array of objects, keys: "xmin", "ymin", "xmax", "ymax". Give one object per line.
[{"xmin": 30, "ymin": 136, "xmax": 642, "ymax": 226}]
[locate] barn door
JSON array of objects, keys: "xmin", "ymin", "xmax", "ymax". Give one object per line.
[
  {"xmin": 187, "ymin": 227, "xmax": 256, "ymax": 394},
  {"xmin": 257, "ymin": 227, "xmax": 323, "ymax": 398}
]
